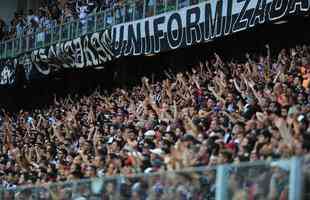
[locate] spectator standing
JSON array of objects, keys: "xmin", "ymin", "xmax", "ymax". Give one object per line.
[{"xmin": 0, "ymin": 18, "xmax": 7, "ymax": 41}]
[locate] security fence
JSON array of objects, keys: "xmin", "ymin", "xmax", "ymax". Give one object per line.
[{"xmin": 1, "ymin": 156, "xmax": 309, "ymax": 200}]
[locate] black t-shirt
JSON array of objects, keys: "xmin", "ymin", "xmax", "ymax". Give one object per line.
[
  {"xmin": 51, "ymin": 6, "xmax": 61, "ymax": 21},
  {"xmin": 242, "ymin": 104, "xmax": 259, "ymax": 120}
]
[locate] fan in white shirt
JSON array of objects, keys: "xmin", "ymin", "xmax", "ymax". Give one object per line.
[{"xmin": 76, "ymin": 1, "xmax": 89, "ymax": 24}]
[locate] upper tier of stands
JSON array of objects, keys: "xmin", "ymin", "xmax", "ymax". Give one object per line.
[{"xmin": 0, "ymin": 0, "xmax": 200, "ymax": 59}]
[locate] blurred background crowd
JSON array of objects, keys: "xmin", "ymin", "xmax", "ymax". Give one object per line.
[{"xmin": 0, "ymin": 0, "xmax": 118, "ymax": 41}]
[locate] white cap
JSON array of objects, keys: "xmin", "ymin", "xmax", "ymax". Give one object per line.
[
  {"xmin": 74, "ymin": 197, "xmax": 87, "ymax": 200},
  {"xmin": 150, "ymin": 148, "xmax": 164, "ymax": 156},
  {"xmin": 144, "ymin": 130, "xmax": 156, "ymax": 137},
  {"xmin": 144, "ymin": 167, "xmax": 153, "ymax": 173},
  {"xmin": 107, "ymin": 137, "xmax": 113, "ymax": 144}
]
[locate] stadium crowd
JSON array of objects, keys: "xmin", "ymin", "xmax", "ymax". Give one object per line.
[
  {"xmin": 0, "ymin": 44, "xmax": 310, "ymax": 199},
  {"xmin": 0, "ymin": 0, "xmax": 114, "ymax": 41}
]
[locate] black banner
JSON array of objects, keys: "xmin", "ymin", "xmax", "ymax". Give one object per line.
[
  {"xmin": 29, "ymin": 29, "xmax": 113, "ymax": 79},
  {"xmin": 112, "ymin": 0, "xmax": 310, "ymax": 57},
  {"xmin": 0, "ymin": 30, "xmax": 114, "ymax": 84},
  {"xmin": 0, "ymin": 0, "xmax": 309, "ymax": 85},
  {"xmin": 31, "ymin": 30, "xmax": 113, "ymax": 73}
]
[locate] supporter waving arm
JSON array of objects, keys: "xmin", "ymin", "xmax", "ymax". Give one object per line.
[
  {"xmin": 274, "ymin": 117, "xmax": 293, "ymax": 146},
  {"xmin": 3, "ymin": 113, "xmax": 15, "ymax": 150},
  {"xmin": 233, "ymin": 78, "xmax": 243, "ymax": 94},
  {"xmin": 265, "ymin": 44, "xmax": 271, "ymax": 79},
  {"xmin": 246, "ymin": 78, "xmax": 265, "ymax": 108},
  {"xmin": 173, "ymin": 100, "xmax": 178, "ymax": 120},
  {"xmin": 52, "ymin": 122, "xmax": 64, "ymax": 142},
  {"xmin": 53, "ymin": 94, "xmax": 59, "ymax": 106},
  {"xmin": 221, "ymin": 110, "xmax": 245, "ymax": 124},
  {"xmin": 214, "ymin": 53, "xmax": 224, "ymax": 69},
  {"xmin": 141, "ymin": 77, "xmax": 152, "ymax": 94},
  {"xmin": 207, "ymin": 84, "xmax": 225, "ymax": 103},
  {"xmin": 92, "ymin": 127, "xmax": 99, "ymax": 154},
  {"xmin": 245, "ymin": 53, "xmax": 259, "ymax": 79},
  {"xmin": 164, "ymin": 68, "xmax": 176, "ymax": 80}
]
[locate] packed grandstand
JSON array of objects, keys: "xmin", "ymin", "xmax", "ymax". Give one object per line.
[
  {"xmin": 0, "ymin": 0, "xmax": 310, "ymax": 199},
  {"xmin": 0, "ymin": 0, "xmax": 104, "ymax": 41}
]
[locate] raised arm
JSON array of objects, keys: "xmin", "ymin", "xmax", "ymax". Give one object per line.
[
  {"xmin": 245, "ymin": 53, "xmax": 259, "ymax": 79},
  {"xmin": 265, "ymin": 44, "xmax": 271, "ymax": 79},
  {"xmin": 207, "ymin": 79, "xmax": 225, "ymax": 103},
  {"xmin": 247, "ymin": 78, "xmax": 265, "ymax": 108}
]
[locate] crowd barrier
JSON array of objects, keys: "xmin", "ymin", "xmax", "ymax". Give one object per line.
[
  {"xmin": 1, "ymin": 156, "xmax": 309, "ymax": 200},
  {"xmin": 0, "ymin": 0, "xmax": 205, "ymax": 60}
]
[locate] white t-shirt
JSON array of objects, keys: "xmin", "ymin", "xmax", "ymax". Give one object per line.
[
  {"xmin": 79, "ymin": 5, "xmax": 88, "ymax": 25},
  {"xmin": 79, "ymin": 6, "xmax": 88, "ymax": 19},
  {"xmin": 27, "ymin": 15, "xmax": 39, "ymax": 24}
]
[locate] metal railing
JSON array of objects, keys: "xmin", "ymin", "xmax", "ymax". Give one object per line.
[
  {"xmin": 0, "ymin": 0, "xmax": 206, "ymax": 60},
  {"xmin": 1, "ymin": 156, "xmax": 309, "ymax": 200}
]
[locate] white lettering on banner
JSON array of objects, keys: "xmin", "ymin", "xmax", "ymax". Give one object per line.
[
  {"xmin": 63, "ymin": 41, "xmax": 75, "ymax": 69},
  {"xmin": 0, "ymin": 30, "xmax": 114, "ymax": 83},
  {"xmin": 28, "ymin": 30, "xmax": 114, "ymax": 76},
  {"xmin": 0, "ymin": 59, "xmax": 15, "ymax": 85},
  {"xmin": 100, "ymin": 30, "xmax": 114, "ymax": 61},
  {"xmin": 167, "ymin": 13, "xmax": 184, "ymax": 49},
  {"xmin": 288, "ymin": 0, "xmax": 310, "ymax": 13},
  {"xmin": 0, "ymin": 67, "xmax": 14, "ymax": 85},
  {"xmin": 268, "ymin": 0, "xmax": 289, "ymax": 21},
  {"xmin": 21, "ymin": 54, "xmax": 33, "ymax": 80},
  {"xmin": 232, "ymin": 0, "xmax": 251, "ymax": 33},
  {"xmin": 112, "ymin": 0, "xmax": 310, "ymax": 57},
  {"xmin": 249, "ymin": 0, "xmax": 267, "ymax": 27},
  {"xmin": 92, "ymin": 33, "xmax": 106, "ymax": 63},
  {"xmin": 186, "ymin": 7, "xmax": 203, "ymax": 45}
]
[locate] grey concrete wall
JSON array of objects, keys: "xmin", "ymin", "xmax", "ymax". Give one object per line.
[
  {"xmin": 0, "ymin": 0, "xmax": 41, "ymax": 25},
  {"xmin": 0, "ymin": 0, "xmax": 18, "ymax": 25}
]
